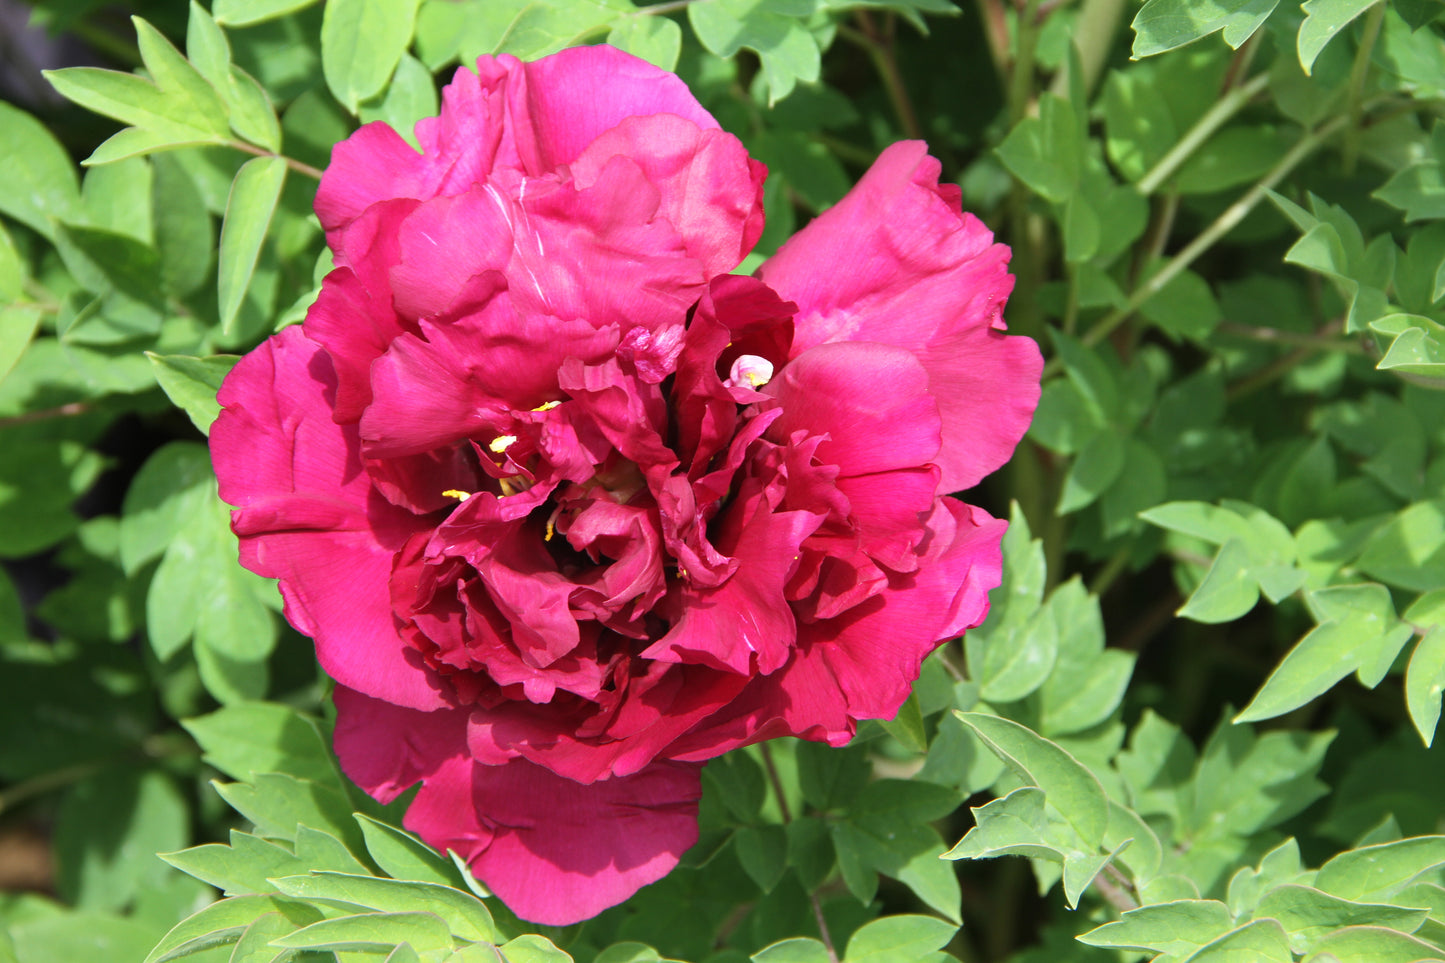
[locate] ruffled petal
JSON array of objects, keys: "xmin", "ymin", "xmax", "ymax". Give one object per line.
[
  {"xmin": 758, "ymin": 140, "xmax": 1039, "ymax": 491},
  {"xmin": 510, "ymin": 45, "xmax": 720, "ymax": 173},
  {"xmin": 211, "ymin": 328, "xmax": 445, "ymax": 710},
  {"xmin": 570, "ymin": 114, "xmax": 765, "ymax": 276}
]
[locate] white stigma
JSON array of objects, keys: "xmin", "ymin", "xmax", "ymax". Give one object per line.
[
  {"xmin": 725, "ymin": 355, "xmax": 774, "ymax": 390},
  {"xmin": 489, "ymin": 434, "xmax": 518, "ymax": 454}
]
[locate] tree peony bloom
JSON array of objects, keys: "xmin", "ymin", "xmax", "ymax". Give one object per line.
[{"xmin": 211, "ymin": 44, "xmax": 1041, "ymax": 925}]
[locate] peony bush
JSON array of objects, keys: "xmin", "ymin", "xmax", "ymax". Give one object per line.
[
  {"xmin": 211, "ymin": 45, "xmax": 1038, "ymax": 923},
  {"xmin": 4, "ymin": 1, "xmax": 1445, "ymax": 961}
]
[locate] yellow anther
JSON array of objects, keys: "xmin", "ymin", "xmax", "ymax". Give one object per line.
[
  {"xmin": 498, "ymin": 477, "xmax": 520, "ymax": 497},
  {"xmin": 532, "ymin": 400, "xmax": 561, "ymax": 412},
  {"xmin": 442, "ymin": 489, "xmax": 471, "ymax": 502},
  {"xmin": 544, "ymin": 517, "xmax": 556, "ymax": 541},
  {"xmin": 489, "ymin": 434, "xmax": 518, "ymax": 454}
]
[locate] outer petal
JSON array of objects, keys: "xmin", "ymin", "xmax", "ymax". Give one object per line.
[
  {"xmin": 211, "ymin": 327, "xmax": 445, "ymax": 710},
  {"xmin": 511, "ymin": 45, "xmax": 720, "ymax": 173},
  {"xmin": 758, "ymin": 141, "xmax": 1041, "ymax": 491},
  {"xmin": 332, "ymin": 685, "xmax": 471, "ymax": 803},
  {"xmin": 765, "ymin": 341, "xmax": 942, "ymax": 477},
  {"xmin": 466, "ymin": 758, "xmax": 702, "ymax": 925}
]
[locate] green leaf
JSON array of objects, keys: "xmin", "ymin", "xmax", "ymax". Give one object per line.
[
  {"xmin": 214, "ymin": 772, "xmax": 367, "ymax": 853},
  {"xmin": 688, "ymin": 0, "xmax": 821, "ymax": 105},
  {"xmin": 795, "ymin": 741, "xmax": 870, "ymax": 813},
  {"xmin": 879, "ymin": 692, "xmax": 928, "ymax": 753},
  {"xmin": 0, "ymin": 307, "xmax": 42, "ymax": 388},
  {"xmin": 218, "ymin": 155, "xmax": 286, "ymax": 333},
  {"xmin": 1358, "ymin": 502, "xmax": 1445, "ymax": 593},
  {"xmin": 146, "ymin": 353, "xmax": 239, "ymax": 435},
  {"xmin": 1173, "ymin": 126, "xmax": 1291, "ymax": 195},
  {"xmin": 270, "ymin": 872, "xmax": 499, "ymax": 942},
  {"xmin": 1138, "ymin": 267, "xmax": 1222, "ymax": 340},
  {"xmin": 735, "ymin": 825, "xmax": 788, "ymax": 893},
  {"xmin": 1372, "ymin": 316, "xmax": 1445, "ymax": 379},
  {"xmin": 162, "ymin": 831, "xmax": 311, "ymax": 895},
  {"xmin": 322, "ymin": 0, "xmax": 423, "ymax": 113},
  {"xmin": 1183, "ymin": 919, "xmax": 1292, "ymax": 962},
  {"xmin": 356, "ymin": 814, "xmax": 465, "ymax": 887},
  {"xmin": 1375, "ymin": 161, "xmax": 1445, "ymax": 222},
  {"xmin": 1298, "ymin": 0, "xmax": 1379, "ymax": 73},
  {"xmin": 359, "ymin": 54, "xmax": 438, "ymax": 150},
  {"xmin": 0, "ymin": 101, "xmax": 83, "ymax": 237},
  {"xmin": 152, "ymin": 155, "xmax": 214, "ymax": 296},
  {"xmin": 1407, "ymin": 626, "xmax": 1445, "ymax": 747},
  {"xmin": 271, "ymin": 911, "xmax": 453, "ymax": 952},
  {"xmin": 752, "ymin": 938, "xmax": 831, "ymax": 963},
  {"xmin": 1079, "ymin": 900, "xmax": 1233, "ymax": 957},
  {"xmin": 496, "ymin": 934, "xmax": 574, "ymax": 962},
  {"xmin": 1236, "ymin": 583, "xmax": 1412, "ymax": 723},
  {"xmin": 607, "ymin": 14, "xmax": 682, "ymax": 70},
  {"xmin": 214, "ymin": 0, "xmax": 322, "ymax": 26},
  {"xmin": 1034, "ymin": 579, "xmax": 1134, "ymax": 736},
  {"xmin": 55, "ymin": 768, "xmax": 189, "ymax": 912},
  {"xmin": 144, "ymin": 896, "xmax": 319, "ymax": 963},
  {"xmin": 1131, "ymin": 0, "xmax": 1282, "ymax": 57},
  {"xmin": 10, "ymin": 913, "xmax": 159, "ymax": 963},
  {"xmin": 953, "ymin": 713, "xmax": 1109, "ymax": 844},
  {"xmin": 46, "ymin": 20, "xmax": 232, "ymax": 161},
  {"xmin": 995, "ymin": 94, "xmax": 1082, "ymax": 203},
  {"xmin": 1315, "ymin": 836, "xmax": 1445, "ymax": 902},
  {"xmin": 1057, "ymin": 428, "xmax": 1126, "ymax": 514},
  {"xmin": 842, "ymin": 915, "xmax": 957, "ymax": 963},
  {"xmin": 1309, "ymin": 925, "xmax": 1445, "ymax": 961},
  {"xmin": 1254, "ymin": 884, "xmax": 1427, "ymax": 954},
  {"xmin": 119, "ymin": 441, "xmax": 213, "ymax": 574},
  {"xmin": 0, "ymin": 441, "xmax": 104, "ymax": 559},
  {"xmin": 183, "ymin": 702, "xmax": 339, "ymax": 786}
]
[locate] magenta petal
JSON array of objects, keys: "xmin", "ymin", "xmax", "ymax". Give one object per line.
[
  {"xmin": 571, "ymin": 114, "xmax": 765, "ymax": 276},
  {"xmin": 513, "ymin": 45, "xmax": 720, "ymax": 172},
  {"xmin": 766, "ymin": 341, "xmax": 942, "ymax": 477},
  {"xmin": 314, "ymin": 121, "xmax": 430, "ymax": 240},
  {"xmin": 759, "ymin": 140, "xmax": 1040, "ymax": 491},
  {"xmin": 332, "ymin": 685, "xmax": 470, "ymax": 803},
  {"xmin": 814, "ymin": 498, "xmax": 1003, "ymax": 720},
  {"xmin": 211, "ymin": 328, "xmax": 445, "ymax": 711},
  {"xmin": 644, "ymin": 501, "xmax": 822, "ymax": 675},
  {"xmin": 463, "ymin": 758, "xmax": 701, "ymax": 925}
]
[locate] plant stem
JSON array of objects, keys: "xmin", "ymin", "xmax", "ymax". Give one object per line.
[
  {"xmin": 1136, "ymin": 73, "xmax": 1270, "ymax": 196},
  {"xmin": 228, "ymin": 140, "xmax": 325, "ymax": 181},
  {"xmin": 1008, "ymin": 0, "xmax": 1044, "ymax": 126},
  {"xmin": 1045, "ymin": 112, "xmax": 1350, "ymax": 377},
  {"xmin": 1046, "ymin": 0, "xmax": 1126, "ymax": 100},
  {"xmin": 1216, "ymin": 319, "xmax": 1366, "ymax": 353},
  {"xmin": 975, "ymin": 0, "xmax": 1012, "ymax": 90},
  {"xmin": 0, "ymin": 761, "xmax": 105, "ymax": 815},
  {"xmin": 0, "ymin": 401, "xmax": 90, "ymax": 430},
  {"xmin": 845, "ymin": 13, "xmax": 924, "ymax": 141},
  {"xmin": 1343, "ymin": 1, "xmax": 1387, "ymax": 174},
  {"xmin": 759, "ymin": 743, "xmax": 839, "ymax": 963}
]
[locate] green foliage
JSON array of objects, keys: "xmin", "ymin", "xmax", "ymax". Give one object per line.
[{"xmin": 10, "ymin": 0, "xmax": 1445, "ymax": 961}]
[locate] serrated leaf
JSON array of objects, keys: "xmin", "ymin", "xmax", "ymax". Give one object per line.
[
  {"xmin": 0, "ymin": 307, "xmax": 42, "ymax": 387},
  {"xmin": 497, "ymin": 934, "xmax": 573, "ymax": 961},
  {"xmin": 954, "ymin": 713, "xmax": 1108, "ymax": 843},
  {"xmin": 843, "ymin": 914, "xmax": 956, "ymax": 963},
  {"xmin": 1178, "ymin": 538, "xmax": 1261, "ymax": 622},
  {"xmin": 218, "ymin": 155, "xmax": 285, "ymax": 333},
  {"xmin": 162, "ymin": 831, "xmax": 309, "ymax": 895},
  {"xmin": 879, "ymin": 692, "xmax": 928, "ymax": 752},
  {"xmin": 322, "ymin": 0, "xmax": 423, "ymax": 113},
  {"xmin": 214, "ymin": 0, "xmax": 322, "ymax": 26},
  {"xmin": 1235, "ymin": 615, "xmax": 1405, "ymax": 724},
  {"xmin": 214, "ymin": 772, "xmax": 367, "ymax": 854}
]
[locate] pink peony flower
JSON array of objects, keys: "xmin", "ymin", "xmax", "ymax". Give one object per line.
[{"xmin": 210, "ymin": 45, "xmax": 1041, "ymax": 925}]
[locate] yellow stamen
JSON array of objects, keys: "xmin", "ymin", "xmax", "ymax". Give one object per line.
[
  {"xmin": 489, "ymin": 434, "xmax": 518, "ymax": 454},
  {"xmin": 442, "ymin": 489, "xmax": 471, "ymax": 502},
  {"xmin": 532, "ymin": 400, "xmax": 561, "ymax": 412},
  {"xmin": 544, "ymin": 517, "xmax": 556, "ymax": 541}
]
